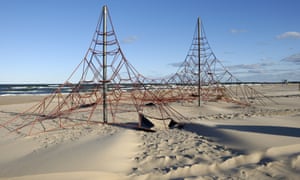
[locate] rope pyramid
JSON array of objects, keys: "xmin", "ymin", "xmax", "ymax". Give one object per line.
[
  {"xmin": 1, "ymin": 6, "xmax": 188, "ymax": 135},
  {"xmin": 1, "ymin": 6, "xmax": 274, "ymax": 135},
  {"xmin": 168, "ymin": 18, "xmax": 276, "ymax": 105}
]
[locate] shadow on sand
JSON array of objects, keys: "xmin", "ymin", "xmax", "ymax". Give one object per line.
[
  {"xmin": 217, "ymin": 125, "xmax": 300, "ymax": 138},
  {"xmin": 110, "ymin": 122, "xmax": 156, "ymax": 132},
  {"xmin": 183, "ymin": 123, "xmax": 246, "ymax": 147}
]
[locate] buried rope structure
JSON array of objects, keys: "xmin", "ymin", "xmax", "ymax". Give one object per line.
[{"xmin": 1, "ymin": 6, "xmax": 275, "ymax": 136}]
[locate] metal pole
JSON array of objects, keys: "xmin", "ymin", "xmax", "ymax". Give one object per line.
[
  {"xmin": 102, "ymin": 5, "xmax": 108, "ymax": 123},
  {"xmin": 197, "ymin": 17, "xmax": 201, "ymax": 107}
]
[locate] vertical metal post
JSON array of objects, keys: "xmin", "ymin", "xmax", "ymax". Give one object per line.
[
  {"xmin": 197, "ymin": 17, "xmax": 201, "ymax": 107},
  {"xmin": 102, "ymin": 6, "xmax": 108, "ymax": 123}
]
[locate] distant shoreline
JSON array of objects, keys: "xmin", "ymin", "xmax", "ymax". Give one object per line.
[
  {"xmin": 1, "ymin": 82, "xmax": 299, "ymax": 96},
  {"xmin": 1, "ymin": 81, "xmax": 299, "ymax": 85}
]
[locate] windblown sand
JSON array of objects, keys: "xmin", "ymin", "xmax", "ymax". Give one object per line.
[{"xmin": 0, "ymin": 84, "xmax": 300, "ymax": 179}]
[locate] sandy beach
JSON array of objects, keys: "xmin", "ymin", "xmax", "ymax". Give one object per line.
[{"xmin": 0, "ymin": 83, "xmax": 300, "ymax": 179}]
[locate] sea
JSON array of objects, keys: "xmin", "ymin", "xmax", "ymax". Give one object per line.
[
  {"xmin": 1, "ymin": 82, "xmax": 297, "ymax": 96},
  {"xmin": 0, "ymin": 83, "xmax": 127, "ymax": 96},
  {"xmin": 0, "ymin": 84, "xmax": 69, "ymax": 96}
]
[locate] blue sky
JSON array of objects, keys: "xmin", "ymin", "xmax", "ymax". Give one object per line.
[{"xmin": 0, "ymin": 0, "xmax": 300, "ymax": 83}]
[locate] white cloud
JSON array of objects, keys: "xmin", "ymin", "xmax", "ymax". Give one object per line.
[
  {"xmin": 227, "ymin": 62, "xmax": 274, "ymax": 70},
  {"xmin": 276, "ymin": 32, "xmax": 300, "ymax": 39},
  {"xmin": 239, "ymin": 71, "xmax": 300, "ymax": 82},
  {"xmin": 248, "ymin": 69, "xmax": 265, "ymax": 74},
  {"xmin": 281, "ymin": 53, "xmax": 300, "ymax": 64},
  {"xmin": 121, "ymin": 35, "xmax": 138, "ymax": 44},
  {"xmin": 169, "ymin": 62, "xmax": 183, "ymax": 67},
  {"xmin": 230, "ymin": 29, "xmax": 247, "ymax": 34}
]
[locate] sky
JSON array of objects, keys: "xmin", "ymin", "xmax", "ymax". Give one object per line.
[{"xmin": 0, "ymin": 0, "xmax": 300, "ymax": 83}]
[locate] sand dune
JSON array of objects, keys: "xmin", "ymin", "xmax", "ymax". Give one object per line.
[
  {"xmin": 1, "ymin": 84, "xmax": 300, "ymax": 179},
  {"xmin": 0, "ymin": 125, "xmax": 139, "ymax": 180}
]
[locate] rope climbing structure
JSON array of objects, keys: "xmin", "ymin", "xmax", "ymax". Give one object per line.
[
  {"xmin": 0, "ymin": 6, "xmax": 275, "ymax": 135},
  {"xmin": 168, "ymin": 17, "xmax": 276, "ymax": 106}
]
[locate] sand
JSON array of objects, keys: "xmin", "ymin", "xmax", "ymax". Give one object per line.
[
  {"xmin": 0, "ymin": 84, "xmax": 300, "ymax": 179},
  {"xmin": 0, "ymin": 96, "xmax": 45, "ymax": 105}
]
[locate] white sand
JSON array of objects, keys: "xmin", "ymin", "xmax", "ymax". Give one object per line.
[
  {"xmin": 0, "ymin": 84, "xmax": 300, "ymax": 179},
  {"xmin": 0, "ymin": 124, "xmax": 137, "ymax": 180}
]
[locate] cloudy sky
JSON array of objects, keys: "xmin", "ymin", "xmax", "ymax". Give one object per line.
[{"xmin": 0, "ymin": 0, "xmax": 299, "ymax": 83}]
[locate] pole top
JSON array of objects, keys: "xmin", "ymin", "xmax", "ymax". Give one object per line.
[
  {"xmin": 103, "ymin": 5, "xmax": 108, "ymax": 13},
  {"xmin": 197, "ymin": 17, "xmax": 201, "ymax": 24}
]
